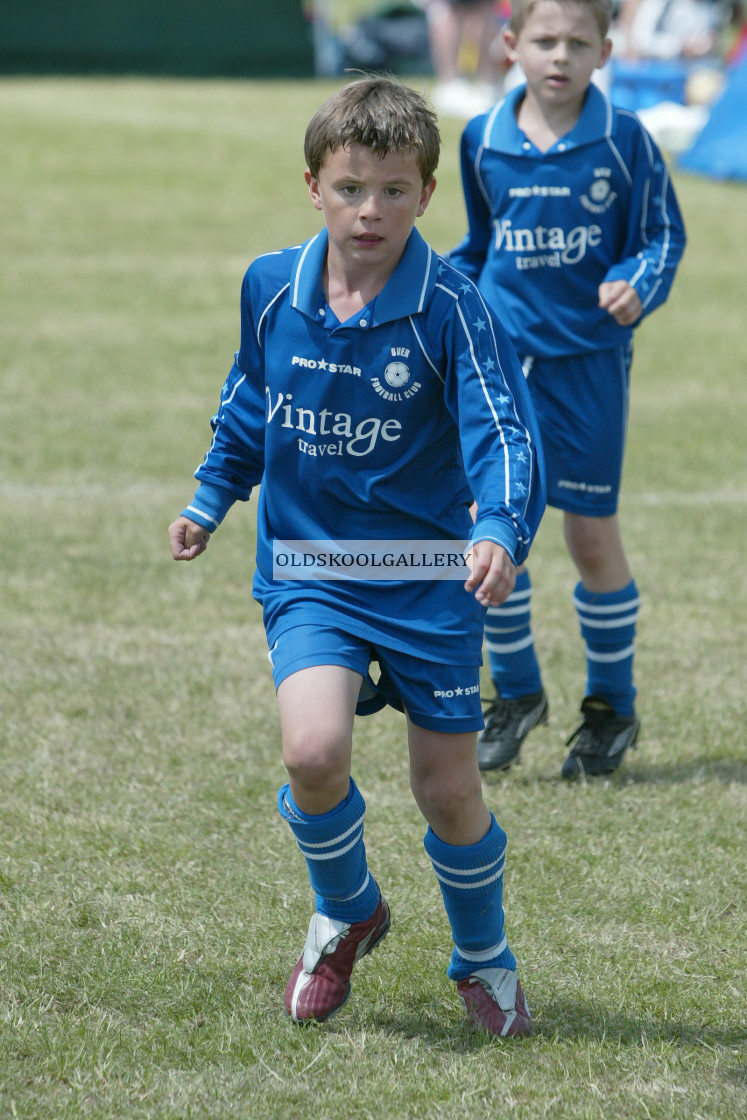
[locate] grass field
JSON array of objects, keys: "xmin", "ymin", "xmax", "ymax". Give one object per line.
[{"xmin": 0, "ymin": 76, "xmax": 745, "ymax": 1119}]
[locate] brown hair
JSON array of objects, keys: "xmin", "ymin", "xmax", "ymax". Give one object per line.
[
  {"xmin": 304, "ymin": 76, "xmax": 440, "ymax": 185},
  {"xmin": 509, "ymin": 0, "xmax": 614, "ymax": 37}
]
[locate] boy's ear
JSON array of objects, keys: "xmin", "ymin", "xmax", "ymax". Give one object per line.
[
  {"xmin": 597, "ymin": 37, "xmax": 613, "ymax": 69},
  {"xmin": 305, "ymin": 168, "xmax": 324, "ymax": 212},
  {"xmin": 417, "ymin": 177, "xmax": 437, "ymax": 218},
  {"xmin": 503, "ymin": 27, "xmax": 519, "ymax": 64}
]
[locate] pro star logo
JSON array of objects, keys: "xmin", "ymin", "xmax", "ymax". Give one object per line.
[
  {"xmin": 370, "ymin": 346, "xmax": 422, "ymax": 402},
  {"xmin": 291, "ymin": 354, "xmax": 361, "ymax": 376},
  {"xmin": 580, "ymin": 167, "xmax": 617, "ymax": 215}
]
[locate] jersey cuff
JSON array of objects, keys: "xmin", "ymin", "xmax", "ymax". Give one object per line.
[
  {"xmin": 181, "ymin": 482, "xmax": 237, "ymax": 532},
  {"xmin": 470, "ymin": 517, "xmax": 520, "ymax": 566}
]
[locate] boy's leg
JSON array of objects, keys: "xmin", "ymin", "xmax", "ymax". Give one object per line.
[
  {"xmin": 277, "ymin": 662, "xmax": 359, "ymax": 816},
  {"xmin": 562, "ymin": 512, "xmax": 640, "ymax": 778},
  {"xmin": 408, "ymin": 720, "xmax": 531, "ymax": 1036},
  {"xmin": 525, "ymin": 345, "xmax": 637, "ymax": 777},
  {"xmin": 276, "ymin": 664, "xmax": 389, "ymax": 1022},
  {"xmin": 480, "ymin": 566, "xmax": 548, "ymax": 771}
]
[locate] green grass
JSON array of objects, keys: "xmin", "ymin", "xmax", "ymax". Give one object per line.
[{"xmin": 1, "ymin": 77, "xmax": 745, "ymax": 1120}]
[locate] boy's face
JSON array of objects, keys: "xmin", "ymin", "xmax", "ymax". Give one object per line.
[
  {"xmin": 505, "ymin": 1, "xmax": 611, "ymax": 109},
  {"xmin": 305, "ymin": 144, "xmax": 435, "ymax": 281}
]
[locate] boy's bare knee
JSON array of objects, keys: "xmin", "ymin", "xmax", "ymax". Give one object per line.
[
  {"xmin": 564, "ymin": 514, "xmax": 630, "ymax": 589},
  {"xmin": 413, "ymin": 773, "xmax": 482, "ymax": 827},
  {"xmin": 566, "ymin": 518, "xmax": 601, "ymax": 557},
  {"xmin": 284, "ymin": 747, "xmax": 335, "ymax": 787},
  {"xmin": 572, "ymin": 537, "xmax": 608, "ymax": 578},
  {"xmin": 282, "ymin": 728, "xmax": 351, "ymax": 796}
]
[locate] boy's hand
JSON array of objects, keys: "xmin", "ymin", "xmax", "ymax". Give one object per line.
[
  {"xmin": 598, "ymin": 280, "xmax": 643, "ymax": 326},
  {"xmin": 464, "ymin": 540, "xmax": 516, "ymax": 607},
  {"xmin": 168, "ymin": 516, "xmax": 211, "ymax": 561}
]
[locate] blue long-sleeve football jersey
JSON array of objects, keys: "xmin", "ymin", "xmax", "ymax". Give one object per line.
[
  {"xmin": 182, "ymin": 226, "xmax": 545, "ymax": 663},
  {"xmin": 449, "ymin": 83, "xmax": 686, "ymax": 358}
]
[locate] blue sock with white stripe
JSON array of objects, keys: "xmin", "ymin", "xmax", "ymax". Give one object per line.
[
  {"xmin": 574, "ymin": 579, "xmax": 640, "ymax": 716},
  {"xmin": 277, "ymin": 778, "xmax": 380, "ymax": 923},
  {"xmin": 485, "ymin": 569, "xmax": 542, "ymax": 699},
  {"xmin": 424, "ymin": 815, "xmax": 516, "ymax": 981}
]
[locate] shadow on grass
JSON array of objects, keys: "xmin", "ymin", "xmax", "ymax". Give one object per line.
[
  {"xmin": 481, "ymin": 755, "xmax": 747, "ymax": 788},
  {"xmin": 367, "ymin": 998, "xmax": 746, "ymax": 1053},
  {"xmin": 627, "ymin": 756, "xmax": 747, "ymax": 786},
  {"xmin": 533, "ymin": 998, "xmax": 746, "ymax": 1048}
]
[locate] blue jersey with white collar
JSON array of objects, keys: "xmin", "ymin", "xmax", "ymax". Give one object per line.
[
  {"xmin": 182, "ymin": 227, "xmax": 545, "ymax": 663},
  {"xmin": 449, "ymin": 83, "xmax": 686, "ymax": 358}
]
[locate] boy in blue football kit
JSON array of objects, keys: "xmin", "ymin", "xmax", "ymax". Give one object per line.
[
  {"xmin": 169, "ymin": 78, "xmax": 545, "ymax": 1034},
  {"xmin": 449, "ymin": 0, "xmax": 686, "ymax": 778}
]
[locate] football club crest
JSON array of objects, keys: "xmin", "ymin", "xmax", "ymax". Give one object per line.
[
  {"xmin": 370, "ymin": 348, "xmax": 422, "ymax": 402},
  {"xmin": 581, "ymin": 167, "xmax": 617, "ymax": 214}
]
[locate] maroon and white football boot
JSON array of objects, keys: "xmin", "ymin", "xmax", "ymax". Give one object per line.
[
  {"xmin": 456, "ymin": 967, "xmax": 532, "ymax": 1037},
  {"xmin": 285, "ymin": 895, "xmax": 390, "ymax": 1023}
]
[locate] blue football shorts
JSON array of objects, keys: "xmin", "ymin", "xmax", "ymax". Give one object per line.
[
  {"xmin": 267, "ymin": 623, "xmax": 484, "ymax": 734},
  {"xmin": 523, "ymin": 343, "xmax": 633, "ymax": 517}
]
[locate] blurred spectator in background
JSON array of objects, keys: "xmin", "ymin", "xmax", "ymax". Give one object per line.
[
  {"xmin": 616, "ymin": 0, "xmax": 728, "ymax": 59},
  {"xmin": 609, "ymin": 0, "xmax": 735, "ymax": 145},
  {"xmin": 420, "ymin": 0, "xmax": 511, "ymax": 115}
]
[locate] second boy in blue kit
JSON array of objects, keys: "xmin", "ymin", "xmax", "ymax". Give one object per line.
[{"xmin": 450, "ymin": 0, "xmax": 686, "ymax": 778}]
